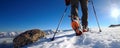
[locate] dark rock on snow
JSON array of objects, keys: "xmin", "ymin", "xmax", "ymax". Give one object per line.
[
  {"xmin": 13, "ymin": 29, "xmax": 46, "ymax": 48},
  {"xmin": 109, "ymin": 24, "xmax": 120, "ymax": 27}
]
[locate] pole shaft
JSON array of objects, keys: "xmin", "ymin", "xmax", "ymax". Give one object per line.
[
  {"xmin": 51, "ymin": 6, "xmax": 68, "ymax": 41},
  {"xmin": 91, "ymin": 0, "xmax": 101, "ymax": 32}
]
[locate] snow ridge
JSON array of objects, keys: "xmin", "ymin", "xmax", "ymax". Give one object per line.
[{"xmin": 0, "ymin": 27, "xmax": 120, "ymax": 48}]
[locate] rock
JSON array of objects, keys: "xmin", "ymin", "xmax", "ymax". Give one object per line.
[
  {"xmin": 109, "ymin": 24, "xmax": 120, "ymax": 27},
  {"xmin": 13, "ymin": 29, "xmax": 46, "ymax": 48}
]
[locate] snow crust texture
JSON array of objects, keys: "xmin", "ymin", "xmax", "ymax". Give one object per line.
[{"xmin": 0, "ymin": 27, "xmax": 120, "ymax": 48}]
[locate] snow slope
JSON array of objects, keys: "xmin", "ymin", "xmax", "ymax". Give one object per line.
[
  {"xmin": 0, "ymin": 27, "xmax": 120, "ymax": 48},
  {"xmin": 26, "ymin": 27, "xmax": 120, "ymax": 48}
]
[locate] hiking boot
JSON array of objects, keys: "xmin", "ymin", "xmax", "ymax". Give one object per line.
[
  {"xmin": 70, "ymin": 16, "xmax": 82, "ymax": 36},
  {"xmin": 76, "ymin": 30, "xmax": 82, "ymax": 36},
  {"xmin": 83, "ymin": 28, "xmax": 89, "ymax": 32},
  {"xmin": 71, "ymin": 20, "xmax": 82, "ymax": 36}
]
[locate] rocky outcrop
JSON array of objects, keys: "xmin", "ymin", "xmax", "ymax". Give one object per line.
[
  {"xmin": 109, "ymin": 24, "xmax": 120, "ymax": 27},
  {"xmin": 13, "ymin": 29, "xmax": 46, "ymax": 48}
]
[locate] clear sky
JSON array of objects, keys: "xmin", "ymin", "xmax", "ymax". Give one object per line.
[{"xmin": 0, "ymin": 0, "xmax": 120, "ymax": 32}]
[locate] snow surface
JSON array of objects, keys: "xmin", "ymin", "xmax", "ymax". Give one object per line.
[{"xmin": 0, "ymin": 27, "xmax": 120, "ymax": 48}]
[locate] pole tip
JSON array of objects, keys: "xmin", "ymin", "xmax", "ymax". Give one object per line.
[
  {"xmin": 99, "ymin": 30, "xmax": 102, "ymax": 32},
  {"xmin": 51, "ymin": 38, "xmax": 55, "ymax": 41}
]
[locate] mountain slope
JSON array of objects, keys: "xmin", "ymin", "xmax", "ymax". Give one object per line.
[
  {"xmin": 0, "ymin": 27, "xmax": 120, "ymax": 48},
  {"xmin": 24, "ymin": 27, "xmax": 120, "ymax": 48}
]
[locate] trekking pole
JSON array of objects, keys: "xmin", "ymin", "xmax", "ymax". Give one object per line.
[
  {"xmin": 91, "ymin": 0, "xmax": 102, "ymax": 32},
  {"xmin": 51, "ymin": 6, "xmax": 68, "ymax": 41}
]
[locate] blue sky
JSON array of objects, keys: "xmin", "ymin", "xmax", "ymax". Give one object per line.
[{"xmin": 0, "ymin": 0, "xmax": 120, "ymax": 32}]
